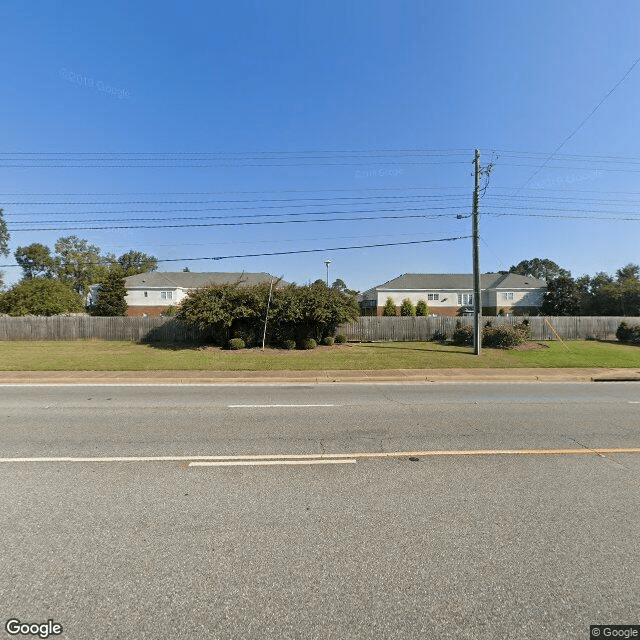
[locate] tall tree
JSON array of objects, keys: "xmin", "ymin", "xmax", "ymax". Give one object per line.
[
  {"xmin": 89, "ymin": 268, "xmax": 128, "ymax": 316},
  {"xmin": 117, "ymin": 250, "xmax": 158, "ymax": 276},
  {"xmin": 14, "ymin": 243, "xmax": 56, "ymax": 279},
  {"xmin": 616, "ymin": 263, "xmax": 640, "ymax": 283},
  {"xmin": 54, "ymin": 235, "xmax": 109, "ymax": 295},
  {"xmin": 510, "ymin": 258, "xmax": 570, "ymax": 281},
  {"xmin": 541, "ymin": 276, "xmax": 581, "ymax": 315},
  {"xmin": 331, "ymin": 278, "xmax": 358, "ymax": 296}
]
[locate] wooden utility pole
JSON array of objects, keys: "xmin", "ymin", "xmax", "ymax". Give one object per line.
[{"xmin": 472, "ymin": 149, "xmax": 481, "ymax": 356}]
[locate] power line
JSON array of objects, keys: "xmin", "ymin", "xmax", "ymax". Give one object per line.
[
  {"xmin": 511, "ymin": 54, "xmax": 640, "ymax": 193},
  {"xmin": 10, "ymin": 211, "xmax": 463, "ymax": 232},
  {"xmin": 2, "ymin": 193, "xmax": 470, "ymax": 207},
  {"xmin": 0, "ymin": 235, "xmax": 470, "ymax": 269}
]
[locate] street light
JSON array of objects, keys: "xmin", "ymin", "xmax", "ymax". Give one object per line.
[{"xmin": 324, "ymin": 259, "xmax": 332, "ymax": 286}]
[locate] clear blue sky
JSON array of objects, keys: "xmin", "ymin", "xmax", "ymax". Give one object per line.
[{"xmin": 1, "ymin": 0, "xmax": 639, "ymax": 291}]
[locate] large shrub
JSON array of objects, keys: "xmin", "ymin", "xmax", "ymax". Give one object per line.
[
  {"xmin": 616, "ymin": 321, "xmax": 640, "ymax": 345},
  {"xmin": 452, "ymin": 321, "xmax": 473, "ymax": 346},
  {"xmin": 482, "ymin": 322, "xmax": 530, "ymax": 349},
  {"xmin": 0, "ymin": 278, "xmax": 85, "ymax": 316},
  {"xmin": 177, "ymin": 281, "xmax": 358, "ymax": 347}
]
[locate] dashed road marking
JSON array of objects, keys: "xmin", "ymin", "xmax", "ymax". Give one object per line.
[
  {"xmin": 189, "ymin": 459, "xmax": 356, "ymax": 467},
  {"xmin": 228, "ymin": 404, "xmax": 338, "ymax": 408}
]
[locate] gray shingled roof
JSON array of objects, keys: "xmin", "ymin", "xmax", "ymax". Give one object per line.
[
  {"xmin": 125, "ymin": 272, "xmax": 286, "ymax": 289},
  {"xmin": 360, "ymin": 272, "xmax": 546, "ymax": 300}
]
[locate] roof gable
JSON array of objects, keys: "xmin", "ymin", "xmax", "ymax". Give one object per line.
[
  {"xmin": 125, "ymin": 272, "xmax": 286, "ymax": 289},
  {"xmin": 361, "ymin": 272, "xmax": 546, "ymax": 298}
]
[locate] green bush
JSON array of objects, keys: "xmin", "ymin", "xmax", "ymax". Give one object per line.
[
  {"xmin": 482, "ymin": 322, "xmax": 531, "ymax": 349},
  {"xmin": 323, "ymin": 336, "xmax": 335, "ymax": 346},
  {"xmin": 400, "ymin": 299, "xmax": 416, "ymax": 316},
  {"xmin": 452, "ymin": 321, "xmax": 473, "ymax": 346},
  {"xmin": 0, "ymin": 278, "xmax": 85, "ymax": 316},
  {"xmin": 161, "ymin": 305, "xmax": 177, "ymax": 317},
  {"xmin": 616, "ymin": 321, "xmax": 640, "ymax": 345},
  {"xmin": 228, "ymin": 338, "xmax": 246, "ymax": 350},
  {"xmin": 431, "ymin": 329, "xmax": 447, "ymax": 343},
  {"xmin": 382, "ymin": 297, "xmax": 397, "ymax": 316},
  {"xmin": 335, "ymin": 334, "xmax": 347, "ymax": 344},
  {"xmin": 178, "ymin": 280, "xmax": 359, "ymax": 346},
  {"xmin": 415, "ymin": 300, "xmax": 429, "ymax": 316},
  {"xmin": 282, "ymin": 339, "xmax": 297, "ymax": 350},
  {"xmin": 298, "ymin": 338, "xmax": 317, "ymax": 350}
]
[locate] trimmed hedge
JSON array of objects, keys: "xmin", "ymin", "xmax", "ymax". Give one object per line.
[
  {"xmin": 335, "ymin": 334, "xmax": 347, "ymax": 344},
  {"xmin": 323, "ymin": 336, "xmax": 335, "ymax": 346},
  {"xmin": 298, "ymin": 338, "xmax": 317, "ymax": 350}
]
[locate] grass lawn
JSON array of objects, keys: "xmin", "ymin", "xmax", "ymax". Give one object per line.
[{"xmin": 0, "ymin": 340, "xmax": 638, "ymax": 371}]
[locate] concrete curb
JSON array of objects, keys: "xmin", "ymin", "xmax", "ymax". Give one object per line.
[{"xmin": 0, "ymin": 368, "xmax": 638, "ymax": 385}]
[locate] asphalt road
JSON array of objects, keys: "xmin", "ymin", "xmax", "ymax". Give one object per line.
[{"xmin": 1, "ymin": 383, "xmax": 639, "ymax": 639}]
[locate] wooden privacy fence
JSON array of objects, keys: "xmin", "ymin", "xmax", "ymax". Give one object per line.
[
  {"xmin": 0, "ymin": 316, "xmax": 201, "ymax": 342},
  {"xmin": 0, "ymin": 315, "xmax": 638, "ymax": 342},
  {"xmin": 337, "ymin": 316, "xmax": 640, "ymax": 342}
]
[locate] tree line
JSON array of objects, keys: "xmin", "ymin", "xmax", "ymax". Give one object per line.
[
  {"xmin": 510, "ymin": 258, "xmax": 640, "ymax": 316},
  {"xmin": 0, "ymin": 230, "xmax": 158, "ymax": 316}
]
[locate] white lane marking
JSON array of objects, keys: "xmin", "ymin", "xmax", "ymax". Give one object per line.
[
  {"xmin": 630, "ymin": 401, "xmax": 640, "ymax": 403},
  {"xmin": 189, "ymin": 459, "xmax": 356, "ymax": 467},
  {"xmin": 2, "ymin": 447, "xmax": 640, "ymax": 464},
  {"xmin": 228, "ymin": 404, "xmax": 337, "ymax": 408}
]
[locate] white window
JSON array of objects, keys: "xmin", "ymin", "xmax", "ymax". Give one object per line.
[
  {"xmin": 427, "ymin": 293, "xmax": 439, "ymax": 301},
  {"xmin": 457, "ymin": 293, "xmax": 473, "ymax": 305},
  {"xmin": 161, "ymin": 291, "xmax": 173, "ymax": 300},
  {"xmin": 504, "ymin": 292, "xmax": 514, "ymax": 300}
]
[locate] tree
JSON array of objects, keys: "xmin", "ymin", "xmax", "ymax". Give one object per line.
[
  {"xmin": 0, "ymin": 278, "xmax": 84, "ymax": 316},
  {"xmin": 382, "ymin": 298, "xmax": 397, "ymax": 316},
  {"xmin": 510, "ymin": 258, "xmax": 570, "ymax": 281},
  {"xmin": 415, "ymin": 300, "xmax": 429, "ymax": 316},
  {"xmin": 331, "ymin": 278, "xmax": 358, "ymax": 296},
  {"xmin": 400, "ymin": 298, "xmax": 416, "ymax": 316},
  {"xmin": 54, "ymin": 235, "xmax": 110, "ymax": 295},
  {"xmin": 89, "ymin": 268, "xmax": 128, "ymax": 316},
  {"xmin": 14, "ymin": 243, "xmax": 56, "ymax": 279},
  {"xmin": 540, "ymin": 276, "xmax": 581, "ymax": 315},
  {"xmin": 117, "ymin": 250, "xmax": 158, "ymax": 276},
  {"xmin": 616, "ymin": 263, "xmax": 640, "ymax": 282}
]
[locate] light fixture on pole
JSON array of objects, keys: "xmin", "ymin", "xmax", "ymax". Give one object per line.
[{"xmin": 324, "ymin": 259, "xmax": 332, "ymax": 286}]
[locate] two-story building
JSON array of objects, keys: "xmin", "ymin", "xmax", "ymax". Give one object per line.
[
  {"xmin": 358, "ymin": 273, "xmax": 546, "ymax": 316},
  {"xmin": 121, "ymin": 271, "xmax": 285, "ymax": 317}
]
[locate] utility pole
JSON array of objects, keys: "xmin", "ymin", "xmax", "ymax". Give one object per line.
[{"xmin": 472, "ymin": 149, "xmax": 481, "ymax": 356}]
